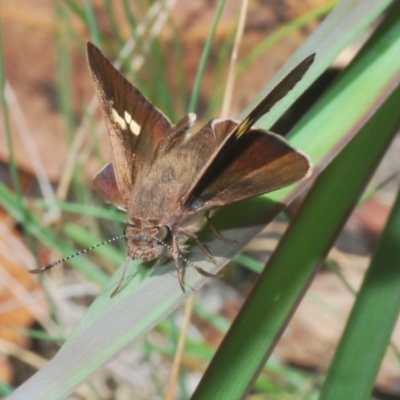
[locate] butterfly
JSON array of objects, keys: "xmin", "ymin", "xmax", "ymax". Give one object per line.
[{"xmin": 31, "ymin": 42, "xmax": 314, "ymax": 293}]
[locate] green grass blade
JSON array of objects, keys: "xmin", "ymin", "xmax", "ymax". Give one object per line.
[
  {"xmin": 192, "ymin": 4, "xmax": 400, "ymax": 397},
  {"xmin": 64, "ymin": 0, "xmax": 85, "ymax": 22},
  {"xmin": 237, "ymin": 0, "xmax": 338, "ymax": 76},
  {"xmin": 84, "ymin": 0, "xmax": 102, "ymax": 47},
  {"xmin": 321, "ymin": 187, "xmax": 400, "ymax": 399},
  {"xmin": 320, "ymin": 159, "xmax": 400, "ymax": 395},
  {"xmin": 241, "ymin": 0, "xmax": 394, "ymax": 131},
  {"xmin": 0, "ymin": 182, "xmax": 109, "ymax": 285},
  {"xmin": 0, "ymin": 381, "xmax": 13, "ymax": 397},
  {"xmin": 54, "ymin": 3, "xmax": 74, "ymax": 144},
  {"xmin": 0, "ymin": 21, "xmax": 24, "ymax": 214},
  {"xmin": 193, "ymin": 82, "xmax": 400, "ymax": 400},
  {"xmin": 122, "ymin": 0, "xmax": 137, "ymax": 36},
  {"xmin": 103, "ymin": 0, "xmax": 124, "ymax": 45},
  {"xmin": 188, "ymin": 0, "xmax": 226, "ymax": 113}
]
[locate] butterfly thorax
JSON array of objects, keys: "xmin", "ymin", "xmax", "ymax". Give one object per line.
[
  {"xmin": 127, "ymin": 146, "xmax": 205, "ymax": 223},
  {"xmin": 123, "ymin": 128, "xmax": 212, "ymax": 260}
]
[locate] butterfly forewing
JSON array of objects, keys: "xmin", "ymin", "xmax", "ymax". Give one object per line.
[
  {"xmin": 234, "ymin": 54, "xmax": 315, "ymax": 138},
  {"xmin": 87, "ymin": 42, "xmax": 172, "ymax": 203}
]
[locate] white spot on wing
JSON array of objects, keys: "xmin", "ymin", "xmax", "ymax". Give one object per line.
[
  {"xmin": 187, "ymin": 112, "xmax": 196, "ymax": 126},
  {"xmin": 111, "ymin": 108, "xmax": 127, "ymax": 130},
  {"xmin": 124, "ymin": 111, "xmax": 132, "ymax": 124},
  {"xmin": 129, "ymin": 120, "xmax": 141, "ymax": 136}
]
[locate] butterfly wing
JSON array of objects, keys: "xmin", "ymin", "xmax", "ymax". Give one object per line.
[
  {"xmin": 87, "ymin": 42, "xmax": 172, "ymax": 203},
  {"xmin": 182, "ymin": 54, "xmax": 315, "ymax": 210},
  {"xmin": 92, "ymin": 162, "xmax": 126, "ymax": 210},
  {"xmin": 187, "ymin": 125, "xmax": 311, "ymax": 211}
]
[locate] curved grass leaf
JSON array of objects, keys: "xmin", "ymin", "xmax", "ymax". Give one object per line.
[
  {"xmin": 321, "ymin": 172, "xmax": 400, "ymax": 399},
  {"xmin": 192, "ymin": 3, "xmax": 400, "ymax": 397}
]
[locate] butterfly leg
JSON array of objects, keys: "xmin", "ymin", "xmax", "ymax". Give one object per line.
[
  {"xmin": 205, "ymin": 211, "xmax": 236, "ymax": 244},
  {"xmin": 176, "ymin": 230, "xmax": 223, "ymax": 279},
  {"xmin": 172, "ymin": 235, "xmax": 186, "ymax": 292},
  {"xmin": 111, "ymin": 256, "xmax": 130, "ymax": 297},
  {"xmin": 179, "ymin": 229, "xmax": 217, "ymax": 264},
  {"xmin": 172, "ymin": 233, "xmax": 222, "ymax": 291}
]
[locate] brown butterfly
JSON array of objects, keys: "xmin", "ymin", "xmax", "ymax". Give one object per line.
[{"xmin": 32, "ymin": 42, "xmax": 314, "ymax": 292}]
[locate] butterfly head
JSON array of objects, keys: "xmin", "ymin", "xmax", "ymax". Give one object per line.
[{"xmin": 124, "ymin": 223, "xmax": 170, "ymax": 261}]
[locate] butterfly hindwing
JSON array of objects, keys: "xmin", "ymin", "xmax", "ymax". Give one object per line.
[
  {"xmin": 183, "ymin": 54, "xmax": 315, "ymax": 208},
  {"xmin": 92, "ymin": 163, "xmax": 126, "ymax": 210},
  {"xmin": 187, "ymin": 126, "xmax": 311, "ymax": 211}
]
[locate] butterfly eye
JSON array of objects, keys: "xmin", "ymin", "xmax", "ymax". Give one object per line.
[
  {"xmin": 123, "ymin": 224, "xmax": 134, "ymax": 237},
  {"xmin": 157, "ymin": 226, "xmax": 170, "ymax": 241}
]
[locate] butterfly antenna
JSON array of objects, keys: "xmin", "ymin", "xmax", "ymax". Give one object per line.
[{"xmin": 29, "ymin": 234, "xmax": 127, "ymax": 274}]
